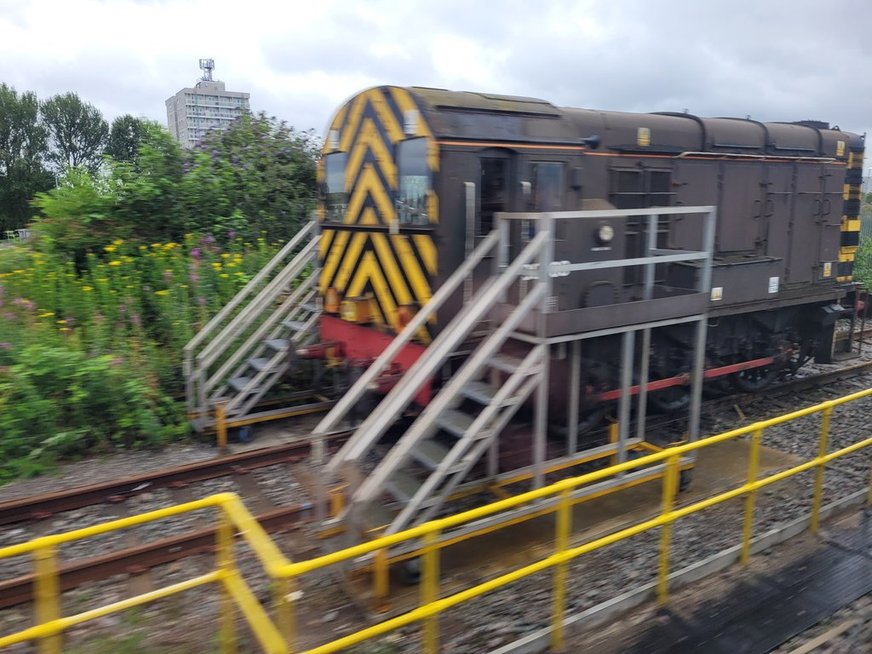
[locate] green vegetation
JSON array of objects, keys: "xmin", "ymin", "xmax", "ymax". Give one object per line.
[{"xmin": 0, "ymin": 85, "xmax": 318, "ymax": 482}]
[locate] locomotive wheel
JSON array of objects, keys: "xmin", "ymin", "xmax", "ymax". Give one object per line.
[
  {"xmin": 647, "ymin": 386, "xmax": 690, "ymax": 413},
  {"xmin": 731, "ymin": 365, "xmax": 777, "ymax": 392}
]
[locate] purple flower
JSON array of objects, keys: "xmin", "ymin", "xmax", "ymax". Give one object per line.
[
  {"xmin": 191, "ymin": 247, "xmax": 201, "ymax": 259},
  {"xmin": 227, "ymin": 230, "xmax": 236, "ymax": 240},
  {"xmin": 0, "ymin": 342, "xmax": 11, "ymax": 350}
]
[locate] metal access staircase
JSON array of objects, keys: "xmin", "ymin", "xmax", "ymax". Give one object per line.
[
  {"xmin": 315, "ymin": 229, "xmax": 552, "ymax": 537},
  {"xmin": 184, "ymin": 221, "xmax": 321, "ymax": 430}
]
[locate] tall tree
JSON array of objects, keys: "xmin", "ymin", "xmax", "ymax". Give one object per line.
[
  {"xmin": 106, "ymin": 114, "xmax": 151, "ymax": 163},
  {"xmin": 0, "ymin": 84, "xmax": 54, "ymax": 232},
  {"xmin": 183, "ymin": 112, "xmax": 319, "ymax": 240},
  {"xmin": 41, "ymin": 92, "xmax": 108, "ymax": 174}
]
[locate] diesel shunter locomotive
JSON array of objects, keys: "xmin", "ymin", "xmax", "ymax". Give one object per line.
[{"xmin": 316, "ymin": 86, "xmax": 865, "ymax": 424}]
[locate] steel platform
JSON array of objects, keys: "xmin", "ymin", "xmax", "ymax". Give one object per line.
[{"xmin": 621, "ymin": 512, "xmax": 872, "ymax": 654}]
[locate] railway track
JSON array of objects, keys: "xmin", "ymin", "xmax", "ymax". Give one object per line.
[
  {"xmin": 1, "ymin": 355, "xmax": 871, "ymax": 618},
  {"xmin": 0, "ymin": 431, "xmax": 350, "ymax": 527}
]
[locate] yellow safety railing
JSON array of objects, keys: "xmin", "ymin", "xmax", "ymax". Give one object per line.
[
  {"xmin": 3, "ymin": 387, "xmax": 872, "ymax": 654},
  {"xmin": 0, "ymin": 494, "xmax": 290, "ymax": 654}
]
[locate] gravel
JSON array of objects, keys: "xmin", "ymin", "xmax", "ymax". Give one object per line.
[
  {"xmin": 0, "ymin": 352, "xmax": 870, "ymax": 652},
  {"xmin": 0, "ymin": 444, "xmax": 216, "ymax": 501}
]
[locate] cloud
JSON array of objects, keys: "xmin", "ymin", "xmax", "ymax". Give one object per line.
[{"xmin": 0, "ymin": 0, "xmax": 868, "ymax": 170}]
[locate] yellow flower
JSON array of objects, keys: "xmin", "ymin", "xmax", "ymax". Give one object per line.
[
  {"xmin": 138, "ymin": 245, "xmax": 147, "ymax": 251},
  {"xmin": 221, "ymin": 253, "xmax": 230, "ymax": 259},
  {"xmin": 112, "ymin": 239, "xmax": 124, "ymax": 246},
  {"xmin": 151, "ymin": 243, "xmax": 162, "ymax": 249},
  {"xmin": 38, "ymin": 311, "xmax": 54, "ymax": 318},
  {"xmin": 155, "ymin": 289, "xmax": 170, "ymax": 296},
  {"xmin": 104, "ymin": 245, "xmax": 116, "ymax": 253},
  {"xmin": 211, "ymin": 262, "xmax": 222, "ymax": 270},
  {"xmin": 59, "ymin": 327, "xmax": 71, "ymax": 333},
  {"xmin": 219, "ymin": 273, "xmax": 229, "ymax": 278},
  {"xmin": 109, "ymin": 260, "xmax": 122, "ymax": 267},
  {"xmin": 56, "ymin": 319, "xmax": 66, "ymax": 324},
  {"xmin": 82, "ymin": 285, "xmax": 93, "ymax": 292}
]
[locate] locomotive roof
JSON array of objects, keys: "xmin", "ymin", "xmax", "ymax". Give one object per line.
[{"xmin": 409, "ymin": 86, "xmax": 862, "ymax": 159}]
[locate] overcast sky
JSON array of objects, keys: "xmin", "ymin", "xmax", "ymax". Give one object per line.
[{"xmin": 1, "ymin": 0, "xmax": 870, "ymax": 170}]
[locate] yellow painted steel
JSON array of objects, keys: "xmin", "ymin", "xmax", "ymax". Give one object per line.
[
  {"xmin": 421, "ymin": 530, "xmax": 441, "ymax": 654},
  {"xmin": 811, "ymin": 406, "xmax": 832, "ymax": 533},
  {"xmin": 216, "ymin": 401, "xmax": 228, "ymax": 452},
  {"xmin": 34, "ymin": 545, "xmax": 60, "ymax": 654},
  {"xmin": 551, "ymin": 489, "xmax": 572, "ymax": 651},
  {"xmin": 656, "ymin": 454, "xmax": 680, "ymax": 603},
  {"xmin": 373, "ymin": 548, "xmax": 390, "ymax": 611},
  {"xmin": 217, "ymin": 513, "xmax": 237, "ymax": 654},
  {"xmin": 741, "ymin": 428, "xmax": 764, "ymax": 566},
  {"xmin": 5, "ymin": 389, "xmax": 872, "ymax": 654}
]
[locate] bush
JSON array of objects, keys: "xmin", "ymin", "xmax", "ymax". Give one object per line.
[{"xmin": 0, "ymin": 345, "xmax": 185, "ymax": 481}]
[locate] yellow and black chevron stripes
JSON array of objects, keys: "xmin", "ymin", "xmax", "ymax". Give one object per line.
[
  {"xmin": 318, "ymin": 87, "xmax": 439, "ymax": 342},
  {"xmin": 837, "ymin": 145, "xmax": 864, "ymax": 282}
]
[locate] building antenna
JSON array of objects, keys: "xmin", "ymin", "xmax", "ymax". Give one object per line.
[{"xmin": 199, "ymin": 58, "xmax": 215, "ymax": 82}]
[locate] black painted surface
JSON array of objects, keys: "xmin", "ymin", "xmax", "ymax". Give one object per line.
[{"xmin": 623, "ymin": 514, "xmax": 872, "ymax": 654}]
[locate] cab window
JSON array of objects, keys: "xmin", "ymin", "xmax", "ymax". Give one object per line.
[
  {"xmin": 531, "ymin": 162, "xmax": 564, "ymax": 211},
  {"xmin": 323, "ymin": 152, "xmax": 347, "ymax": 222},
  {"xmin": 397, "ymin": 138, "xmax": 430, "ymax": 224}
]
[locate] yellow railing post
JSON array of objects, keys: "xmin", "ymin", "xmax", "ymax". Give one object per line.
[
  {"xmin": 740, "ymin": 427, "xmax": 764, "ymax": 566},
  {"xmin": 657, "ymin": 454, "xmax": 680, "ymax": 604},
  {"xmin": 373, "ymin": 548, "xmax": 390, "ymax": 612},
  {"xmin": 608, "ymin": 421, "xmax": 619, "ymax": 466},
  {"xmin": 329, "ymin": 485, "xmax": 347, "ymax": 518},
  {"xmin": 217, "ymin": 511, "xmax": 237, "ymax": 654},
  {"xmin": 551, "ymin": 488, "xmax": 572, "ymax": 652},
  {"xmin": 421, "ymin": 529, "xmax": 441, "ymax": 654},
  {"xmin": 33, "ymin": 544, "xmax": 61, "ymax": 654},
  {"xmin": 216, "ymin": 402, "xmax": 229, "ymax": 453},
  {"xmin": 273, "ymin": 577, "xmax": 295, "ymax": 652},
  {"xmin": 811, "ymin": 405, "xmax": 833, "ymax": 533}
]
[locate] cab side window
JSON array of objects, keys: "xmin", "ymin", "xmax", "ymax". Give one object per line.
[
  {"xmin": 397, "ymin": 138, "xmax": 430, "ymax": 224},
  {"xmin": 531, "ymin": 162, "xmax": 565, "ymax": 211},
  {"xmin": 323, "ymin": 152, "xmax": 347, "ymax": 222}
]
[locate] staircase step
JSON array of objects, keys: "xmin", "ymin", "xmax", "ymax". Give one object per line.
[
  {"xmin": 462, "ymin": 380, "xmax": 498, "ymax": 405},
  {"xmin": 229, "ymin": 376, "xmax": 255, "ymax": 393},
  {"xmin": 282, "ymin": 319, "xmax": 307, "ymax": 331},
  {"xmin": 385, "ymin": 470, "xmax": 423, "ymax": 503},
  {"xmin": 413, "ymin": 440, "xmax": 452, "ymax": 471},
  {"xmin": 248, "ymin": 357, "xmax": 271, "ymax": 372},
  {"xmin": 361, "ymin": 501, "xmax": 398, "ymax": 534},
  {"xmin": 301, "ymin": 302, "xmax": 319, "ymax": 313},
  {"xmin": 436, "ymin": 409, "xmax": 474, "ymax": 438},
  {"xmin": 264, "ymin": 338, "xmax": 290, "ymax": 352},
  {"xmin": 489, "ymin": 353, "xmax": 525, "ymax": 374}
]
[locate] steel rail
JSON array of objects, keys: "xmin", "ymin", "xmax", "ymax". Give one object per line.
[
  {"xmin": 0, "ymin": 430, "xmax": 351, "ymax": 526},
  {"xmin": 0, "ymin": 503, "xmax": 313, "ymax": 610}
]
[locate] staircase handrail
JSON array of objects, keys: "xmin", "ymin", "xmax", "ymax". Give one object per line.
[
  {"xmin": 325, "ymin": 230, "xmax": 550, "ymax": 474},
  {"xmin": 354, "ymin": 289, "xmax": 546, "ymax": 510},
  {"xmin": 312, "ymin": 228, "xmax": 502, "ymax": 438},
  {"xmin": 183, "ymin": 220, "xmax": 316, "ymax": 411},
  {"xmin": 206, "ymin": 272, "xmax": 319, "ymax": 405}
]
